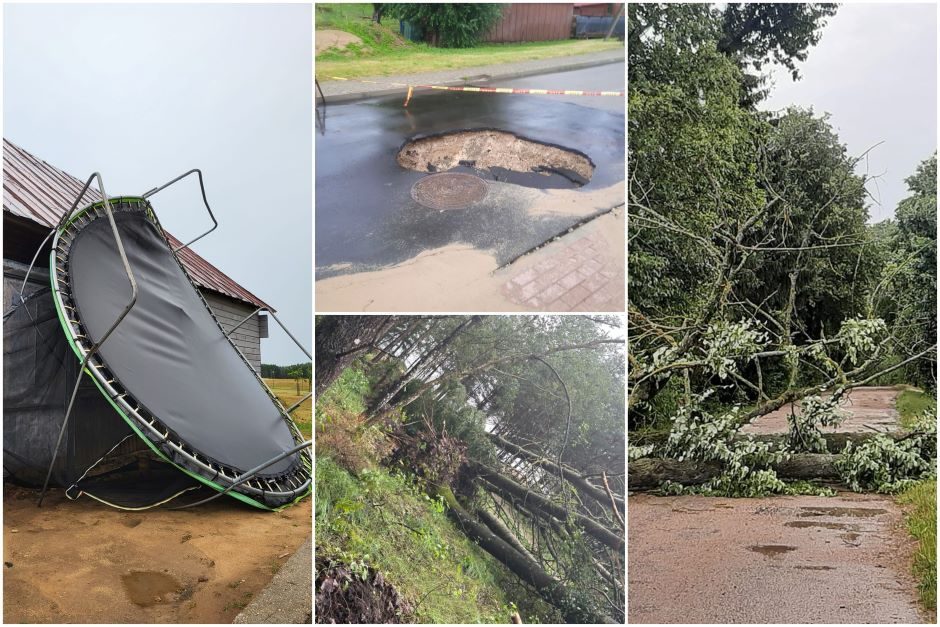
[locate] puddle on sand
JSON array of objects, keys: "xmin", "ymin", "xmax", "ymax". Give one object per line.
[
  {"xmin": 121, "ymin": 571, "xmax": 181, "ymax": 607},
  {"xmin": 748, "ymin": 544, "xmax": 797, "ymax": 557},
  {"xmin": 785, "ymin": 521, "xmax": 857, "ymax": 530},
  {"xmin": 799, "ymin": 506, "xmax": 887, "ymax": 518}
]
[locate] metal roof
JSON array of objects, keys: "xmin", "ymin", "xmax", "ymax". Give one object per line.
[{"xmin": 3, "ymin": 138, "xmax": 269, "ymax": 309}]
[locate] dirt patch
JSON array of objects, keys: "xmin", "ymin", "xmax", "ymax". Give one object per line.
[
  {"xmin": 397, "ymin": 130, "xmax": 595, "ymax": 187},
  {"xmin": 122, "ymin": 571, "xmax": 182, "ymax": 607},
  {"xmin": 315, "ymin": 29, "xmax": 362, "ymax": 54},
  {"xmin": 3, "ymin": 484, "xmax": 311, "ymax": 623},
  {"xmin": 315, "ymin": 556, "xmax": 413, "ymax": 624},
  {"xmin": 629, "ymin": 493, "xmax": 924, "ymax": 623}
]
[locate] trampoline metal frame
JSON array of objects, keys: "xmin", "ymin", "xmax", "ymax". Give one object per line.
[
  {"xmin": 28, "ymin": 171, "xmax": 311, "ymax": 510},
  {"xmin": 38, "ymin": 173, "xmax": 139, "ymax": 507}
]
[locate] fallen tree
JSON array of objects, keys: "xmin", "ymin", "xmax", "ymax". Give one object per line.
[
  {"xmin": 628, "ymin": 454, "xmax": 841, "ymax": 491},
  {"xmin": 437, "ymin": 489, "xmax": 614, "ymax": 624},
  {"xmin": 630, "ymin": 430, "xmax": 902, "ymax": 453},
  {"xmin": 488, "ymin": 432, "xmax": 625, "ymax": 512},
  {"xmin": 472, "ymin": 462, "xmax": 624, "ymax": 550}
]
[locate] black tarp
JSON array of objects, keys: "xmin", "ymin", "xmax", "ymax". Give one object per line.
[{"xmin": 3, "ymin": 287, "xmax": 140, "ymax": 488}]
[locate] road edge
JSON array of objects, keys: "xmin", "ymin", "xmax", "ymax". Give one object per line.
[
  {"xmin": 316, "ymin": 53, "xmax": 625, "ymax": 104},
  {"xmin": 233, "ymin": 536, "xmax": 312, "ymax": 624}
]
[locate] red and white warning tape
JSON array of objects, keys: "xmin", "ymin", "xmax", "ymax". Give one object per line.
[{"xmin": 319, "ymin": 76, "xmax": 624, "ymax": 107}]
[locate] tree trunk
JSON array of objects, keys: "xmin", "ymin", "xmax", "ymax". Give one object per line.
[
  {"xmin": 627, "ymin": 454, "xmax": 841, "ymax": 491},
  {"xmin": 489, "ymin": 432, "xmax": 625, "ymax": 513},
  {"xmin": 315, "ymin": 316, "xmax": 393, "ymax": 394},
  {"xmin": 369, "ymin": 316, "xmax": 481, "ymax": 416},
  {"xmin": 630, "ymin": 431, "xmax": 894, "ymax": 454},
  {"xmin": 476, "ymin": 506, "xmax": 539, "ymax": 565},
  {"xmin": 473, "ymin": 463, "xmax": 624, "ymax": 551},
  {"xmin": 441, "ymin": 494, "xmax": 614, "ymax": 624}
]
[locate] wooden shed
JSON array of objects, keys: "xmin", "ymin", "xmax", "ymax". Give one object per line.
[
  {"xmin": 2, "ymin": 138, "xmax": 270, "ymax": 372},
  {"xmin": 482, "ymin": 3, "xmax": 574, "ymax": 43}
]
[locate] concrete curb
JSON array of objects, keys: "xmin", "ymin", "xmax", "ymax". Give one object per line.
[
  {"xmin": 317, "ymin": 51, "xmax": 625, "ymax": 104},
  {"xmin": 233, "ymin": 536, "xmax": 312, "ymax": 624}
]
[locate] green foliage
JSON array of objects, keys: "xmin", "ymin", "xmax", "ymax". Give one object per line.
[
  {"xmin": 874, "ymin": 154, "xmax": 938, "ymax": 390},
  {"xmin": 837, "ymin": 318, "xmax": 887, "ymax": 366},
  {"xmin": 898, "ymin": 479, "xmax": 937, "ymax": 612},
  {"xmin": 702, "ymin": 320, "xmax": 768, "ymax": 380},
  {"xmin": 261, "ymin": 361, "xmax": 311, "ymax": 379},
  {"xmin": 315, "ymin": 456, "xmax": 557, "ymax": 623},
  {"xmin": 785, "ymin": 394, "xmax": 846, "ymax": 453},
  {"xmin": 717, "ymin": 3, "xmax": 838, "ymax": 94},
  {"xmin": 384, "ymin": 3, "xmax": 503, "ymax": 48},
  {"xmin": 664, "ymin": 399, "xmax": 789, "ymax": 497},
  {"xmin": 836, "ymin": 418, "xmax": 937, "ymax": 493}
]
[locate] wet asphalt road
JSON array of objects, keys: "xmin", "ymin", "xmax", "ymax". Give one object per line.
[
  {"xmin": 314, "ymin": 63, "xmax": 625, "ymax": 278},
  {"xmin": 629, "ymin": 494, "xmax": 925, "ymax": 624}
]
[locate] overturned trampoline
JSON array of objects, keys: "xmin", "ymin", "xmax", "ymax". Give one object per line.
[{"xmin": 4, "ymin": 171, "xmax": 311, "ymax": 511}]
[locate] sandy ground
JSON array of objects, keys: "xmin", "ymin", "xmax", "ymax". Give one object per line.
[
  {"xmin": 315, "ymin": 30, "xmax": 362, "ymax": 55},
  {"xmin": 628, "ymin": 493, "xmax": 925, "ymax": 624},
  {"xmin": 742, "ymin": 386, "xmax": 902, "ymax": 435},
  {"xmin": 315, "ymin": 183, "xmax": 624, "ymax": 312},
  {"xmin": 3, "ymin": 484, "xmax": 311, "ymax": 624}
]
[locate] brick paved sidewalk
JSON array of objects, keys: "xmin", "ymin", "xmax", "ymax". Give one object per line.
[{"xmin": 316, "ymin": 49, "xmax": 624, "ymax": 102}]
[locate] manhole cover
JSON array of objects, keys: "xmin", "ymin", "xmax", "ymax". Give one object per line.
[{"xmin": 411, "ymin": 172, "xmax": 488, "ymax": 210}]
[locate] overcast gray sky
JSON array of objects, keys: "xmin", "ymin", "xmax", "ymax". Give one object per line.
[
  {"xmin": 760, "ymin": 3, "xmax": 937, "ymax": 223},
  {"xmin": 4, "ymin": 3, "xmax": 312, "ymax": 364}
]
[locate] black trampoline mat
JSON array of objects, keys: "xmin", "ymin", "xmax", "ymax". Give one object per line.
[{"xmin": 67, "ymin": 211, "xmax": 298, "ymax": 477}]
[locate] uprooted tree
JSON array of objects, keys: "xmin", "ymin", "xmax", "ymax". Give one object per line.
[
  {"xmin": 315, "ymin": 315, "xmax": 625, "ymax": 623},
  {"xmin": 628, "ymin": 2, "xmax": 936, "ymax": 496}
]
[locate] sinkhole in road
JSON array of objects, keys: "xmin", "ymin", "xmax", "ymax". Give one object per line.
[{"xmin": 397, "ymin": 129, "xmax": 595, "ymax": 197}]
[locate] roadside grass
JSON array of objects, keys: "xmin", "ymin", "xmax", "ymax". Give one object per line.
[
  {"xmin": 896, "ymin": 388, "xmax": 937, "ymax": 430},
  {"xmin": 315, "ymin": 3, "xmax": 623, "ymax": 80},
  {"xmin": 898, "ymin": 479, "xmax": 937, "ymax": 614},
  {"xmin": 317, "ymin": 39, "xmax": 623, "ymax": 80},
  {"xmin": 264, "ymin": 377, "xmax": 312, "ymax": 439}
]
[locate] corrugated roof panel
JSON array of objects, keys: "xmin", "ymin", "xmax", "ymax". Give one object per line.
[{"xmin": 2, "ymin": 138, "xmax": 269, "ymax": 309}]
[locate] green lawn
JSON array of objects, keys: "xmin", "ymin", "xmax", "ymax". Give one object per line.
[
  {"xmin": 315, "ymin": 3, "xmax": 622, "ymax": 80},
  {"xmin": 264, "ymin": 377, "xmax": 311, "ymax": 439},
  {"xmin": 898, "ymin": 479, "xmax": 937, "ymax": 615},
  {"xmin": 896, "ymin": 388, "xmax": 937, "ymax": 430}
]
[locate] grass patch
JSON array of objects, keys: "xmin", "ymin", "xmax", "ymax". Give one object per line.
[
  {"xmin": 315, "ymin": 3, "xmax": 622, "ymax": 80},
  {"xmin": 898, "ymin": 479, "xmax": 937, "ymax": 614},
  {"xmin": 264, "ymin": 377, "xmax": 312, "ymax": 439},
  {"xmin": 896, "ymin": 388, "xmax": 937, "ymax": 430},
  {"xmin": 317, "ymin": 39, "xmax": 623, "ymax": 80},
  {"xmin": 315, "ymin": 456, "xmax": 554, "ymax": 623}
]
